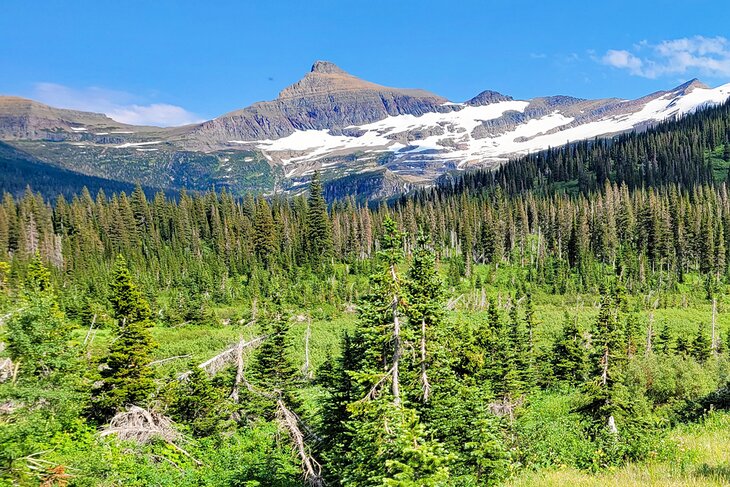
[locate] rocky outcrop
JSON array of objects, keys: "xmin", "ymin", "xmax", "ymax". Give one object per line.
[{"xmin": 466, "ymin": 90, "xmax": 514, "ymax": 106}]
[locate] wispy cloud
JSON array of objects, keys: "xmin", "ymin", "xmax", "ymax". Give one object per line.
[
  {"xmin": 31, "ymin": 83, "xmax": 203, "ymax": 127},
  {"xmin": 599, "ymin": 36, "xmax": 730, "ymax": 79}
]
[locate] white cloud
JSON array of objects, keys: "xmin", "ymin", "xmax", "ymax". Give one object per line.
[
  {"xmin": 600, "ymin": 36, "xmax": 730, "ymax": 79},
  {"xmin": 31, "ymin": 83, "xmax": 203, "ymax": 127},
  {"xmin": 602, "ymin": 50, "xmax": 643, "ymax": 74}
]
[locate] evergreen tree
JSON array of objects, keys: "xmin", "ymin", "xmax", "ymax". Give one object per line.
[
  {"xmin": 404, "ymin": 233, "xmax": 443, "ymax": 404},
  {"xmin": 551, "ymin": 313, "xmax": 586, "ymax": 385},
  {"xmin": 691, "ymin": 322, "xmax": 712, "ymax": 363},
  {"xmin": 253, "ymin": 198, "xmax": 277, "ymax": 267},
  {"xmin": 90, "ymin": 256, "xmax": 156, "ymax": 421},
  {"xmin": 306, "ymin": 171, "xmax": 333, "ymax": 268},
  {"xmin": 580, "ymin": 285, "xmax": 628, "ymax": 433},
  {"xmin": 91, "ymin": 317, "xmax": 157, "ymax": 421},
  {"xmin": 252, "ymin": 298, "xmax": 299, "ymax": 411},
  {"xmin": 166, "ymin": 365, "xmax": 230, "ymax": 437},
  {"xmin": 109, "ymin": 254, "xmax": 150, "ymax": 324},
  {"xmin": 656, "ymin": 323, "xmax": 673, "ymax": 354}
]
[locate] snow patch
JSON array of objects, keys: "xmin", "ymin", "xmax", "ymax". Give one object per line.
[{"xmin": 115, "ymin": 141, "xmax": 163, "ymax": 149}]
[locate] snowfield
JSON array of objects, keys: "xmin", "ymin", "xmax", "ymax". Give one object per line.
[{"xmin": 228, "ymin": 82, "xmax": 730, "ymax": 170}]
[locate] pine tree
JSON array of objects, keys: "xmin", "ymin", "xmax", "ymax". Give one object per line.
[
  {"xmin": 580, "ymin": 285, "xmax": 628, "ymax": 435},
  {"xmin": 253, "ymin": 198, "xmax": 277, "ymax": 267},
  {"xmin": 166, "ymin": 365, "xmax": 230, "ymax": 437},
  {"xmin": 109, "ymin": 254, "xmax": 150, "ymax": 324},
  {"xmin": 404, "ymin": 233, "xmax": 443, "ymax": 404},
  {"xmin": 253, "ymin": 298, "xmax": 299, "ymax": 410},
  {"xmin": 691, "ymin": 322, "xmax": 712, "ymax": 363},
  {"xmin": 551, "ymin": 313, "xmax": 586, "ymax": 385},
  {"xmin": 306, "ymin": 171, "xmax": 333, "ymax": 268},
  {"xmin": 656, "ymin": 323, "xmax": 673, "ymax": 354},
  {"xmin": 90, "ymin": 256, "xmax": 157, "ymax": 421},
  {"xmin": 91, "ymin": 317, "xmax": 157, "ymax": 421}
]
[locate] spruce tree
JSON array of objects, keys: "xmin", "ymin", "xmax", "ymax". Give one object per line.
[
  {"xmin": 691, "ymin": 322, "xmax": 712, "ymax": 363},
  {"xmin": 551, "ymin": 313, "xmax": 586, "ymax": 385},
  {"xmin": 90, "ymin": 255, "xmax": 156, "ymax": 422},
  {"xmin": 306, "ymin": 171, "xmax": 333, "ymax": 268},
  {"xmin": 109, "ymin": 254, "xmax": 150, "ymax": 324},
  {"xmin": 404, "ymin": 233, "xmax": 443, "ymax": 403},
  {"xmin": 253, "ymin": 298, "xmax": 299, "ymax": 410}
]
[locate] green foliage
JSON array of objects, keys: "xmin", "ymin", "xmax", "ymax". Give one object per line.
[
  {"xmin": 306, "ymin": 171, "xmax": 334, "ymax": 268},
  {"xmin": 551, "ymin": 313, "xmax": 587, "ymax": 385},
  {"xmin": 109, "ymin": 254, "xmax": 151, "ymax": 324},
  {"xmin": 6, "ymin": 104, "xmax": 730, "ymax": 484},
  {"xmin": 344, "ymin": 402, "xmax": 450, "ymax": 486},
  {"xmin": 90, "ymin": 256, "xmax": 157, "ymax": 421},
  {"xmin": 6, "ymin": 258, "xmax": 75, "ymax": 381},
  {"xmin": 163, "ymin": 365, "xmax": 231, "ymax": 437}
]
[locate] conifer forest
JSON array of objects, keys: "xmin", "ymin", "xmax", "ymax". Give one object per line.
[{"xmin": 6, "ymin": 100, "xmax": 730, "ymax": 486}]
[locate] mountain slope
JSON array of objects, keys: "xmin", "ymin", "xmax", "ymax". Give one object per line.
[{"xmin": 1, "ymin": 61, "xmax": 729, "ymax": 199}]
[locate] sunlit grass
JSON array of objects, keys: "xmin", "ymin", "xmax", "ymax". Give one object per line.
[{"xmin": 508, "ymin": 412, "xmax": 730, "ymax": 486}]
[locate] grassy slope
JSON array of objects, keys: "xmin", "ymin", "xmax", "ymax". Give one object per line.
[{"xmin": 508, "ymin": 412, "xmax": 730, "ymax": 486}]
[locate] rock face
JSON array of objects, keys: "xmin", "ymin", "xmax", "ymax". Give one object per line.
[
  {"xmin": 184, "ymin": 61, "xmax": 453, "ymax": 148},
  {"xmin": 466, "ymin": 90, "xmax": 514, "ymax": 106}
]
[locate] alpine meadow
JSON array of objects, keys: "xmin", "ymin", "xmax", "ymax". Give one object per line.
[{"xmin": 4, "ymin": 2, "xmax": 730, "ymax": 486}]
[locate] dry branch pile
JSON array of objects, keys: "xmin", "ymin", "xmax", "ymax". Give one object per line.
[{"xmin": 100, "ymin": 405, "xmax": 179, "ymax": 444}]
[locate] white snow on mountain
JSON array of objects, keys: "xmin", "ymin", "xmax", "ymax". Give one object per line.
[{"xmin": 232, "ymin": 82, "xmax": 730, "ymax": 172}]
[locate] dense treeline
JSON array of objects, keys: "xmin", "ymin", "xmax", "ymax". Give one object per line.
[
  {"xmin": 4, "ymin": 178, "xmax": 730, "ymax": 307},
  {"xmin": 2, "ymin": 215, "xmax": 730, "ymax": 485},
  {"xmin": 440, "ymin": 98, "xmax": 730, "ymax": 195}
]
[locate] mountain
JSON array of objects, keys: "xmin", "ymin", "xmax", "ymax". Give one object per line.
[
  {"xmin": 1, "ymin": 62, "xmax": 729, "ymax": 199},
  {"xmin": 184, "ymin": 60, "xmax": 451, "ymax": 148}
]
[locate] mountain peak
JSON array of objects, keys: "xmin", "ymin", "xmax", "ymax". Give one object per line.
[
  {"xmin": 672, "ymin": 78, "xmax": 709, "ymax": 94},
  {"xmin": 466, "ymin": 90, "xmax": 514, "ymax": 106},
  {"xmin": 310, "ymin": 60, "xmax": 346, "ymax": 74}
]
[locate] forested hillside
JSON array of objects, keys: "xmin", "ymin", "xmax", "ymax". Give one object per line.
[
  {"xmin": 442, "ymin": 98, "xmax": 730, "ymax": 195},
  {"xmin": 2, "ymin": 103, "xmax": 730, "ymax": 485}
]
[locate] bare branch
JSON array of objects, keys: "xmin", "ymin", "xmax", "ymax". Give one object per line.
[
  {"xmin": 277, "ymin": 399, "xmax": 324, "ymax": 487},
  {"xmin": 148, "ymin": 355, "xmax": 191, "ymax": 366}
]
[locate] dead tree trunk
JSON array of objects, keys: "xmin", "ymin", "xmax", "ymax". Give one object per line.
[
  {"xmin": 712, "ymin": 297, "xmax": 718, "ymax": 354},
  {"xmin": 390, "ymin": 264, "xmax": 401, "ymax": 407},
  {"xmin": 277, "ymin": 399, "xmax": 324, "ymax": 486},
  {"xmin": 420, "ymin": 318, "xmax": 431, "ymax": 403},
  {"xmin": 645, "ymin": 310, "xmax": 654, "ymax": 356}
]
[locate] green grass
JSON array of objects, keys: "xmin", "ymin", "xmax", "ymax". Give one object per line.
[
  {"xmin": 508, "ymin": 412, "xmax": 730, "ymax": 486},
  {"xmin": 706, "ymin": 145, "xmax": 730, "ymax": 181}
]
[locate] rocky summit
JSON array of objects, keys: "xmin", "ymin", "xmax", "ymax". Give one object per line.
[{"xmin": 1, "ymin": 61, "xmax": 730, "ymax": 200}]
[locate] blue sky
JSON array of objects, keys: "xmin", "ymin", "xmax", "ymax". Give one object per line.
[{"xmin": 2, "ymin": 0, "xmax": 730, "ymax": 126}]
